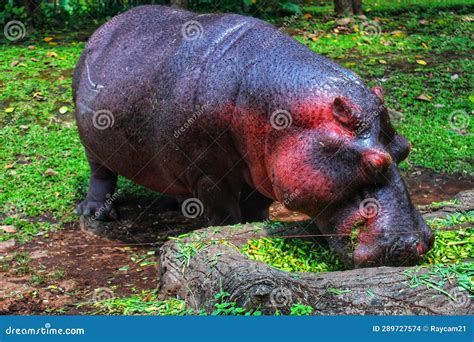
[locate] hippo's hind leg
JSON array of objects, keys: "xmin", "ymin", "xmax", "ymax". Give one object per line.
[
  {"xmin": 239, "ymin": 184, "xmax": 273, "ymax": 223},
  {"xmin": 76, "ymin": 154, "xmax": 118, "ymax": 221},
  {"xmin": 193, "ymin": 176, "xmax": 241, "ymax": 226}
]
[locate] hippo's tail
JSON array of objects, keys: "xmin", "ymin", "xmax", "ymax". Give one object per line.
[{"xmin": 72, "ymin": 50, "xmax": 87, "ymax": 103}]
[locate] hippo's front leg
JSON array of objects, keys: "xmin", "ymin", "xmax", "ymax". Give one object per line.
[
  {"xmin": 76, "ymin": 154, "xmax": 118, "ymax": 221},
  {"xmin": 239, "ymin": 184, "xmax": 273, "ymax": 223},
  {"xmin": 194, "ymin": 176, "xmax": 242, "ymax": 226}
]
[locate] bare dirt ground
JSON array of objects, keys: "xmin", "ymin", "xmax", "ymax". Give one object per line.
[{"xmin": 1, "ymin": 167, "xmax": 472, "ymax": 315}]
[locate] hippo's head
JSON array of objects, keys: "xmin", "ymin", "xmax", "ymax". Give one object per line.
[{"xmin": 267, "ymin": 86, "xmax": 434, "ymax": 268}]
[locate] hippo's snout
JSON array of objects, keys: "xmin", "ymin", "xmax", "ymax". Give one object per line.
[
  {"xmin": 353, "ymin": 226, "xmax": 433, "ymax": 268},
  {"xmin": 314, "ymin": 163, "xmax": 434, "ymax": 268}
]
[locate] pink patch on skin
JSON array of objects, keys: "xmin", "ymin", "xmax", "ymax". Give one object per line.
[
  {"xmin": 218, "ymin": 97, "xmax": 358, "ymax": 202},
  {"xmin": 218, "ymin": 103, "xmax": 277, "ymax": 199},
  {"xmin": 268, "ymin": 134, "xmax": 336, "ymax": 209},
  {"xmin": 356, "ymin": 218, "xmax": 380, "ymax": 246},
  {"xmin": 363, "ymin": 149, "xmax": 392, "ymax": 170},
  {"xmin": 416, "ymin": 242, "xmax": 424, "ymax": 256},
  {"xmin": 291, "ymin": 99, "xmax": 356, "ymax": 139},
  {"xmin": 336, "ymin": 210, "xmax": 381, "ymax": 248}
]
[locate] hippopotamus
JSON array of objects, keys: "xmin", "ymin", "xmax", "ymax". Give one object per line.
[{"xmin": 72, "ymin": 5, "xmax": 434, "ymax": 267}]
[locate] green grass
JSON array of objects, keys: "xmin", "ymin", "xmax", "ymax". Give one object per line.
[
  {"xmin": 242, "ymin": 237, "xmax": 344, "ymax": 273},
  {"xmin": 242, "ymin": 216, "xmax": 473, "ymax": 274},
  {"xmin": 303, "ymin": 0, "xmax": 474, "ymax": 15},
  {"xmin": 88, "ymin": 290, "xmax": 193, "ymax": 315},
  {"xmin": 89, "ymin": 289, "xmax": 315, "ymax": 316},
  {"xmin": 404, "ymin": 262, "xmax": 473, "ymax": 298}
]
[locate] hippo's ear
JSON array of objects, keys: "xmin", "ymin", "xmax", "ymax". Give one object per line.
[
  {"xmin": 372, "ymin": 86, "xmax": 384, "ymax": 102},
  {"xmin": 332, "ymin": 97, "xmax": 355, "ymax": 126}
]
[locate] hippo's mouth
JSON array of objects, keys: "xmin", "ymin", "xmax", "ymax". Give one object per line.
[
  {"xmin": 333, "ymin": 212, "xmax": 423, "ymax": 268},
  {"xmin": 318, "ymin": 184, "xmax": 434, "ymax": 268}
]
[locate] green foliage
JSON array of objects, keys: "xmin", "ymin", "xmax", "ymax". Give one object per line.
[
  {"xmin": 89, "ymin": 290, "xmax": 193, "ymax": 315},
  {"xmin": 242, "ymin": 221, "xmax": 473, "ymax": 274},
  {"xmin": 404, "ymin": 262, "xmax": 473, "ymax": 296},
  {"xmin": 89, "ymin": 289, "xmax": 265, "ymax": 316},
  {"xmin": 242, "ymin": 237, "xmax": 344, "ymax": 273},
  {"xmin": 289, "ymin": 303, "xmax": 314, "ymax": 315},
  {"xmin": 422, "ymin": 228, "xmax": 473, "ymax": 265},
  {"xmin": 427, "ymin": 211, "xmax": 474, "ymax": 230},
  {"xmin": 0, "ymin": 217, "xmax": 58, "ymax": 243}
]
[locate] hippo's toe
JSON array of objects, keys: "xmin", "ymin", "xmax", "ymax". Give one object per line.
[{"xmin": 75, "ymin": 199, "xmax": 118, "ymax": 221}]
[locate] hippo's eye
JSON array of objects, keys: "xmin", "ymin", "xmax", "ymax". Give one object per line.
[{"xmin": 332, "ymin": 97, "xmax": 358, "ymax": 129}]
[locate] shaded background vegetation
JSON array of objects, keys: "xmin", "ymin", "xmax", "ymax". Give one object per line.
[{"xmin": 2, "ymin": 0, "xmax": 474, "ymax": 30}]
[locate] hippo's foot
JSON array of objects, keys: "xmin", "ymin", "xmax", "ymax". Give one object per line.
[
  {"xmin": 194, "ymin": 176, "xmax": 242, "ymax": 226},
  {"xmin": 75, "ymin": 199, "xmax": 118, "ymax": 221},
  {"xmin": 78, "ymin": 155, "xmax": 119, "ymax": 221}
]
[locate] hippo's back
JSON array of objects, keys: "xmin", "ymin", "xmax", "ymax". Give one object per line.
[
  {"xmin": 72, "ymin": 6, "xmax": 282, "ymax": 194},
  {"xmin": 72, "ymin": 5, "xmax": 373, "ymax": 196}
]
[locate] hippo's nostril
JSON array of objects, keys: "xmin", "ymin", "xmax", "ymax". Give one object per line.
[
  {"xmin": 416, "ymin": 242, "xmax": 424, "ymax": 256},
  {"xmin": 363, "ymin": 149, "xmax": 392, "ymax": 172}
]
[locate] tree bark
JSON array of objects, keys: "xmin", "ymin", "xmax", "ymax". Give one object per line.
[
  {"xmin": 334, "ymin": 0, "xmax": 363, "ymax": 16},
  {"xmin": 158, "ymin": 222, "xmax": 472, "ymax": 315},
  {"xmin": 19, "ymin": 0, "xmax": 42, "ymax": 27},
  {"xmin": 170, "ymin": 0, "xmax": 188, "ymax": 9}
]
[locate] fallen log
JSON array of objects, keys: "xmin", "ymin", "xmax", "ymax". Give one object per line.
[
  {"xmin": 78, "ymin": 190, "xmax": 473, "ymax": 315},
  {"xmin": 158, "ymin": 222, "xmax": 472, "ymax": 315}
]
